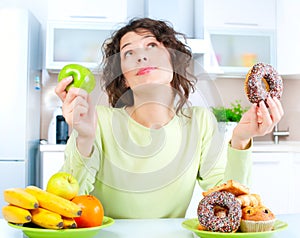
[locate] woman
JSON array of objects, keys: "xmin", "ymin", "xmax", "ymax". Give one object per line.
[{"xmin": 55, "ymin": 18, "xmax": 283, "ymax": 218}]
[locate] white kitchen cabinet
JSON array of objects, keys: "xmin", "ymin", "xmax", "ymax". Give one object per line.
[
  {"xmin": 290, "ymin": 153, "xmax": 300, "ymax": 213},
  {"xmin": 147, "ymin": 0, "xmax": 196, "ymax": 38},
  {"xmin": 0, "ymin": 161, "xmax": 26, "ymax": 218},
  {"xmin": 251, "ymin": 152, "xmax": 291, "ymax": 215},
  {"xmin": 204, "ymin": 0, "xmax": 276, "ymax": 29},
  {"xmin": 276, "ymin": 0, "xmax": 300, "ymax": 75},
  {"xmin": 47, "ymin": 0, "xmax": 128, "ymax": 23},
  {"xmin": 208, "ymin": 29, "xmax": 276, "ymax": 74},
  {"xmin": 40, "ymin": 145, "xmax": 65, "ymax": 189},
  {"xmin": 203, "ymin": 0, "xmax": 276, "ymax": 75},
  {"xmin": 46, "ymin": 21, "xmax": 120, "ymax": 71}
]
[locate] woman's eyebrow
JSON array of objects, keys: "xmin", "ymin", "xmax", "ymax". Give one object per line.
[
  {"xmin": 121, "ymin": 42, "xmax": 131, "ymax": 51},
  {"xmin": 121, "ymin": 35, "xmax": 156, "ymax": 51}
]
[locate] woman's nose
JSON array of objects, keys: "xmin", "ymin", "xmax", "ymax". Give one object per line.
[{"xmin": 137, "ymin": 56, "xmax": 147, "ymax": 63}]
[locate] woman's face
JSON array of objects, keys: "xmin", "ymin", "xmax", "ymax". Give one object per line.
[{"xmin": 119, "ymin": 30, "xmax": 173, "ymax": 89}]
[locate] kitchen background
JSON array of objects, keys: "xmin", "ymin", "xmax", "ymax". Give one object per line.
[
  {"xmin": 1, "ymin": 0, "xmax": 300, "ymax": 217},
  {"xmin": 1, "ymin": 0, "xmax": 299, "ymax": 142}
]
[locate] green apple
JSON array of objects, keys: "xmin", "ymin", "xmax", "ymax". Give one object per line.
[
  {"xmin": 46, "ymin": 172, "xmax": 79, "ymax": 200},
  {"xmin": 58, "ymin": 64, "xmax": 96, "ymax": 93}
]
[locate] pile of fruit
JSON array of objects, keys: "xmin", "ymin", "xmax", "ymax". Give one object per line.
[{"xmin": 2, "ymin": 172, "xmax": 104, "ymax": 229}]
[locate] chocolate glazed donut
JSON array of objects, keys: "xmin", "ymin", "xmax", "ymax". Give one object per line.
[
  {"xmin": 197, "ymin": 191, "xmax": 242, "ymax": 232},
  {"xmin": 245, "ymin": 63, "xmax": 283, "ymax": 104}
]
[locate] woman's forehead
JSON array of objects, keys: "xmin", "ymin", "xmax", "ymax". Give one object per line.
[{"xmin": 120, "ymin": 30, "xmax": 156, "ymax": 49}]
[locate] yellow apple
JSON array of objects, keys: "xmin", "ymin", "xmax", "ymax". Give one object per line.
[{"xmin": 46, "ymin": 172, "xmax": 79, "ymax": 200}]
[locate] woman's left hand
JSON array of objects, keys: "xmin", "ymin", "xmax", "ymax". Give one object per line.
[{"xmin": 231, "ymin": 97, "xmax": 284, "ymax": 150}]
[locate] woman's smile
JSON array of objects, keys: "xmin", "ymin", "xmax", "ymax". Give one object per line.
[{"xmin": 136, "ymin": 66, "xmax": 157, "ymax": 76}]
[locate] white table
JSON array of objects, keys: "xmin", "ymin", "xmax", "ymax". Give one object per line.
[{"xmin": 0, "ymin": 214, "xmax": 298, "ymax": 238}]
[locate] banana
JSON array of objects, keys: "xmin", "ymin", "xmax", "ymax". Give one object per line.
[
  {"xmin": 25, "ymin": 185, "xmax": 82, "ymax": 218},
  {"xmin": 62, "ymin": 217, "xmax": 77, "ymax": 228},
  {"xmin": 4, "ymin": 188, "xmax": 39, "ymax": 209},
  {"xmin": 2, "ymin": 204, "xmax": 32, "ymax": 224},
  {"xmin": 31, "ymin": 208, "xmax": 63, "ymax": 229}
]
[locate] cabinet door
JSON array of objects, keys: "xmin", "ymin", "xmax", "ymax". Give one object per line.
[
  {"xmin": 40, "ymin": 152, "xmax": 65, "ymax": 189},
  {"xmin": 0, "ymin": 161, "xmax": 25, "ymax": 218},
  {"xmin": 47, "ymin": 0, "xmax": 127, "ymax": 23},
  {"xmin": 147, "ymin": 0, "xmax": 195, "ymax": 37},
  {"xmin": 204, "ymin": 0, "xmax": 276, "ymax": 29},
  {"xmin": 251, "ymin": 152, "xmax": 290, "ymax": 214},
  {"xmin": 209, "ymin": 29, "xmax": 275, "ymax": 72},
  {"xmin": 290, "ymin": 153, "xmax": 300, "ymax": 213},
  {"xmin": 46, "ymin": 21, "xmax": 117, "ymax": 70},
  {"xmin": 276, "ymin": 0, "xmax": 300, "ymax": 75}
]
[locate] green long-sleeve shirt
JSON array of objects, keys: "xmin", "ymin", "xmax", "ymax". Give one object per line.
[{"xmin": 62, "ymin": 106, "xmax": 252, "ymax": 218}]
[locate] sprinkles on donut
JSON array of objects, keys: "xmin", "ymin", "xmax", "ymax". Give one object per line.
[
  {"xmin": 197, "ymin": 191, "xmax": 242, "ymax": 232},
  {"xmin": 244, "ymin": 63, "xmax": 283, "ymax": 104}
]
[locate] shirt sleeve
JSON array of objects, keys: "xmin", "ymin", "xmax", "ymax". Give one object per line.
[
  {"xmin": 60, "ymin": 129, "xmax": 101, "ymax": 195},
  {"xmin": 197, "ymin": 109, "xmax": 252, "ymax": 191}
]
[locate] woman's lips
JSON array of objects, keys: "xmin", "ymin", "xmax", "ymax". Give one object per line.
[{"xmin": 137, "ymin": 67, "xmax": 157, "ymax": 76}]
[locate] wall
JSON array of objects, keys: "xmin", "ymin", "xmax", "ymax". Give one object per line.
[
  {"xmin": 41, "ymin": 72, "xmax": 300, "ymax": 142},
  {"xmin": 213, "ymin": 76, "xmax": 300, "ymax": 142},
  {"xmin": 2, "ymin": 1, "xmax": 298, "ymax": 143}
]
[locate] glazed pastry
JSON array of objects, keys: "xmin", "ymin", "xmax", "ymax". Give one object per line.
[
  {"xmin": 202, "ymin": 180, "xmax": 249, "ymax": 197},
  {"xmin": 237, "ymin": 194, "xmax": 262, "ymax": 207},
  {"xmin": 197, "ymin": 191, "xmax": 242, "ymax": 232},
  {"xmin": 244, "ymin": 62, "xmax": 283, "ymax": 104}
]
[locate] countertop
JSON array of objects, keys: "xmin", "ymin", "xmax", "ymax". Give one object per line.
[
  {"xmin": 253, "ymin": 141, "xmax": 300, "ymax": 153},
  {"xmin": 40, "ymin": 141, "xmax": 300, "ymax": 153},
  {"xmin": 0, "ymin": 213, "xmax": 298, "ymax": 238}
]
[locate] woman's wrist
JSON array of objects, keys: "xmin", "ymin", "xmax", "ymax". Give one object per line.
[
  {"xmin": 76, "ymin": 134, "xmax": 95, "ymax": 157},
  {"xmin": 230, "ymin": 137, "xmax": 251, "ymax": 150}
]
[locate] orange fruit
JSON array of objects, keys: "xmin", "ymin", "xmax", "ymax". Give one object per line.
[{"xmin": 71, "ymin": 195, "xmax": 104, "ymax": 228}]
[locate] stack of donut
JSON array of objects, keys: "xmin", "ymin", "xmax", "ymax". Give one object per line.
[{"xmin": 197, "ymin": 180, "xmax": 272, "ymax": 233}]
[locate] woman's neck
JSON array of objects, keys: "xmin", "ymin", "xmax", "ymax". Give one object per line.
[
  {"xmin": 127, "ymin": 103, "xmax": 175, "ymax": 129},
  {"xmin": 126, "ymin": 85, "xmax": 175, "ymax": 128}
]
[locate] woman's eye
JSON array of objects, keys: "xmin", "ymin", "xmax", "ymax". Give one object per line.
[
  {"xmin": 124, "ymin": 50, "xmax": 133, "ymax": 58},
  {"xmin": 148, "ymin": 43, "xmax": 157, "ymax": 48}
]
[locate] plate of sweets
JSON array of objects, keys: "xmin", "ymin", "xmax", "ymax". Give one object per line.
[{"xmin": 182, "ymin": 180, "xmax": 288, "ymax": 238}]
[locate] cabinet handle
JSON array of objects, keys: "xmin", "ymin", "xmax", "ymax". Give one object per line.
[
  {"xmin": 224, "ymin": 22, "xmax": 259, "ymax": 27},
  {"xmin": 253, "ymin": 160, "xmax": 280, "ymax": 164},
  {"xmin": 70, "ymin": 16, "xmax": 107, "ymax": 20}
]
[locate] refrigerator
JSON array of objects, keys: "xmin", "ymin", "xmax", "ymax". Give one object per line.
[{"xmin": 0, "ymin": 8, "xmax": 41, "ymax": 217}]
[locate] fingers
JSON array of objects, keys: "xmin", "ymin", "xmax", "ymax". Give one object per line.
[
  {"xmin": 64, "ymin": 87, "xmax": 88, "ymax": 105},
  {"xmin": 256, "ymin": 97, "xmax": 284, "ymax": 134},
  {"xmin": 255, "ymin": 101, "xmax": 273, "ymax": 134},
  {"xmin": 268, "ymin": 97, "xmax": 284, "ymax": 124},
  {"xmin": 62, "ymin": 88, "xmax": 89, "ymax": 126},
  {"xmin": 55, "ymin": 76, "xmax": 73, "ymax": 101}
]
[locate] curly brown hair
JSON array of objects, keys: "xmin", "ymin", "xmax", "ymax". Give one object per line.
[{"xmin": 101, "ymin": 17, "xmax": 196, "ymax": 115}]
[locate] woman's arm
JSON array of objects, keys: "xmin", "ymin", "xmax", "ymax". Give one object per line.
[
  {"xmin": 55, "ymin": 77, "xmax": 97, "ymax": 157},
  {"xmin": 197, "ymin": 109, "xmax": 252, "ymax": 191},
  {"xmin": 60, "ymin": 130, "xmax": 101, "ymax": 195}
]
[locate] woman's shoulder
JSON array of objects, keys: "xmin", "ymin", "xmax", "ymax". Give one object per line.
[
  {"xmin": 183, "ymin": 106, "xmax": 213, "ymax": 118},
  {"xmin": 95, "ymin": 105, "xmax": 126, "ymax": 118},
  {"xmin": 96, "ymin": 105, "xmax": 123, "ymax": 112}
]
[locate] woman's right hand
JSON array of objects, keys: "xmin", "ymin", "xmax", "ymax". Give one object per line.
[{"xmin": 55, "ymin": 77, "xmax": 97, "ymax": 156}]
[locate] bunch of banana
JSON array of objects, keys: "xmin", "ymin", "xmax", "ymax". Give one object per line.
[
  {"xmin": 25, "ymin": 186, "xmax": 82, "ymax": 218},
  {"xmin": 2, "ymin": 186, "xmax": 82, "ymax": 230},
  {"xmin": 2, "ymin": 205, "xmax": 32, "ymax": 224},
  {"xmin": 31, "ymin": 208, "xmax": 64, "ymax": 229},
  {"xmin": 2, "ymin": 188, "xmax": 38, "ymax": 224}
]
